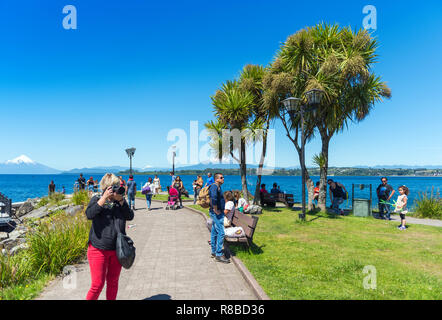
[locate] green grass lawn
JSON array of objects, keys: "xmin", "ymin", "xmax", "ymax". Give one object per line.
[
  {"xmin": 189, "ymin": 205, "xmax": 442, "ymax": 300},
  {"xmin": 136, "ymin": 192, "xmax": 191, "ymax": 201}
]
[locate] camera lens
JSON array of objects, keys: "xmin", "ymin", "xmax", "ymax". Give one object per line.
[{"xmin": 112, "ymin": 185, "xmax": 125, "ymax": 195}]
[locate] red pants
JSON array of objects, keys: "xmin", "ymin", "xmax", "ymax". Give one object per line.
[{"xmin": 86, "ymin": 243, "xmax": 122, "ymax": 300}]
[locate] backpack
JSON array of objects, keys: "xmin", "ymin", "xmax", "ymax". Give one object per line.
[
  {"xmin": 245, "ymin": 204, "xmax": 262, "ymax": 214},
  {"xmin": 197, "ymin": 186, "xmax": 211, "ymax": 208},
  {"xmin": 141, "ymin": 185, "xmax": 151, "ymax": 195}
]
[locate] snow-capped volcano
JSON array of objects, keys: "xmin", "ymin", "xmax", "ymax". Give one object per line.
[
  {"xmin": 0, "ymin": 155, "xmax": 60, "ymax": 174},
  {"xmin": 5, "ymin": 155, "xmax": 36, "ymax": 165}
]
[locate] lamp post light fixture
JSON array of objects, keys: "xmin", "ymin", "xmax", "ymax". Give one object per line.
[
  {"xmin": 125, "ymin": 147, "xmax": 136, "ymax": 175},
  {"xmin": 282, "ymin": 89, "xmax": 324, "ymax": 220},
  {"xmin": 171, "ymin": 145, "xmax": 176, "ymax": 175}
]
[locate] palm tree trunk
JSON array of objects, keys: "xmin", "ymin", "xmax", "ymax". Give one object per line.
[
  {"xmin": 306, "ymin": 177, "xmax": 315, "ymax": 210},
  {"xmin": 318, "ymin": 129, "xmax": 331, "ymax": 211},
  {"xmin": 240, "ymin": 138, "xmax": 250, "ymax": 203},
  {"xmin": 253, "ymin": 120, "xmax": 269, "ymax": 205}
]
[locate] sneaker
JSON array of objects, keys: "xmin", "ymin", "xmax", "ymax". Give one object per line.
[
  {"xmin": 211, "ymin": 253, "xmax": 216, "ymax": 258},
  {"xmin": 215, "ymin": 255, "xmax": 230, "ymax": 264},
  {"xmin": 399, "ymin": 226, "xmax": 406, "ymax": 230}
]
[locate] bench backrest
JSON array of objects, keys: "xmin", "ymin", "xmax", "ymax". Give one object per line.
[
  {"xmin": 232, "ymin": 209, "xmax": 259, "ymax": 239},
  {"xmin": 262, "ymin": 193, "xmax": 277, "ymax": 201}
]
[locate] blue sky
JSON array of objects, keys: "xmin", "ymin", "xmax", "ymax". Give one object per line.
[{"xmin": 1, "ymin": 0, "xmax": 441, "ymax": 170}]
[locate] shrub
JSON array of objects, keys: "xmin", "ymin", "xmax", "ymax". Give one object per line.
[
  {"xmin": 26, "ymin": 210, "xmax": 91, "ymax": 276},
  {"xmin": 34, "ymin": 193, "xmax": 67, "ymax": 209},
  {"xmin": 413, "ymin": 187, "xmax": 442, "ymax": 219},
  {"xmin": 71, "ymin": 190, "xmax": 90, "ymax": 206},
  {"xmin": 0, "ymin": 209, "xmax": 91, "ymax": 292}
]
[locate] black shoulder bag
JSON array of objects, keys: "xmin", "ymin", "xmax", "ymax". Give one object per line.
[{"xmin": 113, "ymin": 217, "xmax": 136, "ymax": 269}]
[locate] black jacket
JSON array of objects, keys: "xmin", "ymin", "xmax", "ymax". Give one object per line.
[{"xmin": 85, "ymin": 195, "xmax": 134, "ymax": 250}]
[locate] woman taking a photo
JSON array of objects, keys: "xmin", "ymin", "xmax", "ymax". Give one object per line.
[{"xmin": 85, "ymin": 173, "xmax": 134, "ymax": 300}]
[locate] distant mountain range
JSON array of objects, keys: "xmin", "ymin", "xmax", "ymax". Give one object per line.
[
  {"xmin": 0, "ymin": 155, "xmax": 441, "ymax": 174},
  {"xmin": 0, "ymin": 155, "xmax": 61, "ymax": 174},
  {"xmin": 61, "ymin": 166, "xmax": 140, "ymax": 174}
]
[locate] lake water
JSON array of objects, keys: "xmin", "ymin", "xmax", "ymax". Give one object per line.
[{"xmin": 0, "ymin": 174, "xmax": 440, "ymax": 209}]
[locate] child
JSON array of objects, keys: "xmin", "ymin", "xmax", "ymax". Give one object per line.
[
  {"xmin": 313, "ymin": 182, "xmax": 320, "ymax": 207},
  {"xmin": 224, "ymin": 191, "xmax": 235, "ymax": 223},
  {"xmin": 395, "ymin": 185, "xmax": 409, "ymax": 230}
]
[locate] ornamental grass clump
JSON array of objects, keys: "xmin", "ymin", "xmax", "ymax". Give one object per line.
[
  {"xmin": 413, "ymin": 187, "xmax": 442, "ymax": 219},
  {"xmin": 26, "ymin": 210, "xmax": 91, "ymax": 276},
  {"xmin": 72, "ymin": 190, "xmax": 90, "ymax": 206}
]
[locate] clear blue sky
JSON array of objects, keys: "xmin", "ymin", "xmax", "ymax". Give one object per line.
[{"xmin": 1, "ymin": 0, "xmax": 441, "ymax": 170}]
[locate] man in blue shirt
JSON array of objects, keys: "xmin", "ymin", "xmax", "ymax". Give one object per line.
[
  {"xmin": 270, "ymin": 183, "xmax": 281, "ymax": 194},
  {"xmin": 170, "ymin": 171, "xmax": 176, "ymax": 186},
  {"xmin": 205, "ymin": 172, "xmax": 214, "ymax": 187},
  {"xmin": 209, "ymin": 173, "xmax": 230, "ymax": 263}
]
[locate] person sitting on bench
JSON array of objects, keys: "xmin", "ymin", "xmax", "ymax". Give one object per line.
[{"xmin": 270, "ymin": 183, "xmax": 282, "ymax": 194}]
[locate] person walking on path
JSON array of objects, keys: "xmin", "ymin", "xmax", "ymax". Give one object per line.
[
  {"xmin": 78, "ymin": 174, "xmax": 86, "ymax": 190},
  {"xmin": 143, "ymin": 177, "xmax": 154, "ymax": 211},
  {"xmin": 376, "ymin": 177, "xmax": 395, "ymax": 220},
  {"xmin": 84, "ymin": 173, "xmax": 134, "ymax": 300},
  {"xmin": 395, "ymin": 185, "xmax": 409, "ymax": 230},
  {"xmin": 193, "ymin": 175, "xmax": 203, "ymax": 205},
  {"xmin": 153, "ymin": 175, "xmax": 161, "ymax": 195},
  {"xmin": 170, "ymin": 172, "xmax": 176, "ymax": 187},
  {"xmin": 126, "ymin": 175, "xmax": 137, "ymax": 210},
  {"xmin": 119, "ymin": 176, "xmax": 126, "ymax": 188},
  {"xmin": 173, "ymin": 175, "xmax": 184, "ymax": 208},
  {"xmin": 328, "ymin": 179, "xmax": 348, "ymax": 215},
  {"xmin": 48, "ymin": 180, "xmax": 56, "ymax": 196},
  {"xmin": 209, "ymin": 173, "xmax": 230, "ymax": 263},
  {"xmin": 204, "ymin": 172, "xmax": 214, "ymax": 187}
]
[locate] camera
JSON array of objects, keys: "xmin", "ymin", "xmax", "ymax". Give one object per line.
[{"xmin": 112, "ymin": 185, "xmax": 126, "ymax": 195}]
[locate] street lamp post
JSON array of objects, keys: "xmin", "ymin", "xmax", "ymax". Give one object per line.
[
  {"xmin": 171, "ymin": 145, "xmax": 176, "ymax": 175},
  {"xmin": 282, "ymin": 89, "xmax": 323, "ymax": 220},
  {"xmin": 125, "ymin": 148, "xmax": 136, "ymax": 175}
]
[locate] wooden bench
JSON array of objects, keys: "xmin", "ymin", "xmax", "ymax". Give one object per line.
[
  {"xmin": 260, "ymin": 192, "xmax": 294, "ymax": 208},
  {"xmin": 225, "ymin": 209, "xmax": 259, "ymax": 247},
  {"xmin": 206, "ymin": 209, "xmax": 259, "ymax": 247}
]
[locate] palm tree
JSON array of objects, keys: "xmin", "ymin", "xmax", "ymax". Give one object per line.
[
  {"xmin": 208, "ymin": 80, "xmax": 255, "ymax": 202},
  {"xmin": 268, "ymin": 23, "xmax": 391, "ymax": 211},
  {"xmin": 238, "ymin": 64, "xmax": 273, "ymax": 205}
]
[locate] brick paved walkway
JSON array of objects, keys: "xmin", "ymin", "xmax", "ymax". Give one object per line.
[{"xmin": 37, "ymin": 198, "xmax": 257, "ymax": 300}]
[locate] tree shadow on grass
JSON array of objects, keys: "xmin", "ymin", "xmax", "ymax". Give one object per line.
[{"xmin": 305, "ymin": 208, "xmax": 344, "ymax": 220}]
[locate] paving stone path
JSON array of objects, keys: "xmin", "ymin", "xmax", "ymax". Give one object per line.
[{"xmin": 37, "ymin": 198, "xmax": 257, "ymax": 300}]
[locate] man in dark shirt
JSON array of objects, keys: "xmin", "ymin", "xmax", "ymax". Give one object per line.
[
  {"xmin": 270, "ymin": 183, "xmax": 281, "ymax": 194},
  {"xmin": 328, "ymin": 179, "xmax": 347, "ymax": 215},
  {"xmin": 78, "ymin": 174, "xmax": 86, "ymax": 190},
  {"xmin": 209, "ymin": 173, "xmax": 229, "ymax": 263},
  {"xmin": 48, "ymin": 180, "xmax": 56, "ymax": 195},
  {"xmin": 376, "ymin": 177, "xmax": 395, "ymax": 220}
]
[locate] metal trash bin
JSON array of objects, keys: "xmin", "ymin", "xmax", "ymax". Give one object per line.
[
  {"xmin": 352, "ymin": 184, "xmax": 372, "ymax": 217},
  {"xmin": 353, "ymin": 198, "xmax": 371, "ymax": 217}
]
